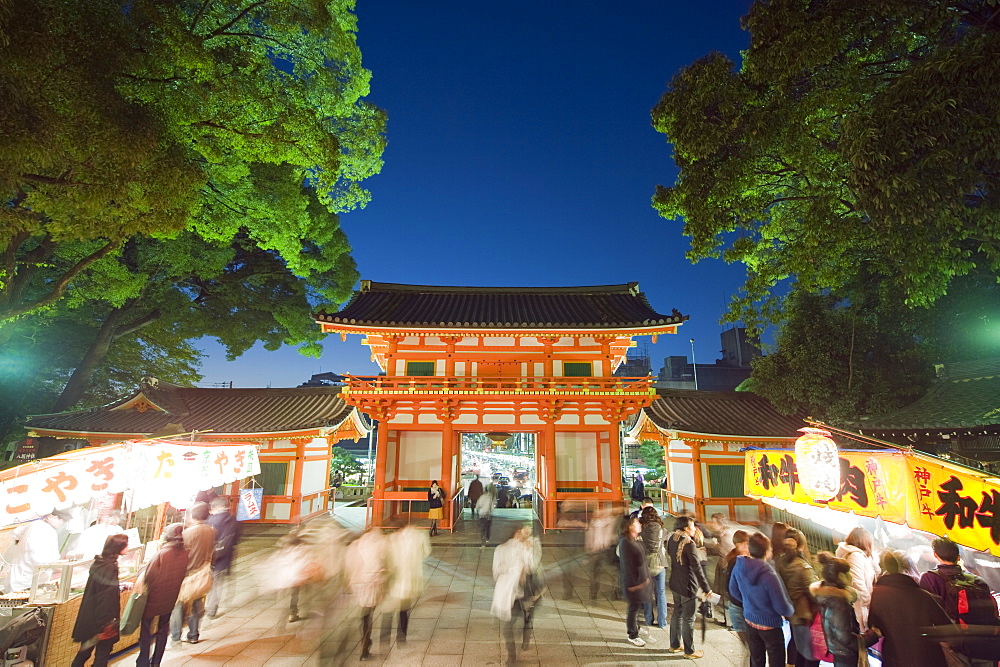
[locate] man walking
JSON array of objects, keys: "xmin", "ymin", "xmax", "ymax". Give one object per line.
[
  {"xmin": 666, "ymin": 515, "xmax": 713, "ymax": 659},
  {"xmin": 205, "ymin": 497, "xmax": 241, "ymax": 620},
  {"xmin": 170, "ymin": 502, "xmax": 216, "ymax": 646},
  {"xmin": 477, "ymin": 483, "xmax": 497, "ymax": 546}
]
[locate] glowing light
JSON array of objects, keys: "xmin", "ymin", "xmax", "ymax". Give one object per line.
[{"xmin": 795, "ymin": 427, "xmax": 840, "ymax": 501}]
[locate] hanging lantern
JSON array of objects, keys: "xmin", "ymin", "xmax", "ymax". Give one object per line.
[
  {"xmin": 485, "ymin": 432, "xmax": 513, "ymax": 450},
  {"xmin": 795, "ymin": 427, "xmax": 840, "ymax": 500}
]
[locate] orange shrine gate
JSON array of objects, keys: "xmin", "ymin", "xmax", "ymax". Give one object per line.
[{"xmin": 315, "ymin": 281, "xmax": 686, "ymax": 530}]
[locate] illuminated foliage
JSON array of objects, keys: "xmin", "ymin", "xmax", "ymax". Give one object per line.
[{"xmin": 651, "ymin": 0, "xmax": 1000, "ymax": 332}]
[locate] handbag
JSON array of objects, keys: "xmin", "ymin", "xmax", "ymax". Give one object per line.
[
  {"xmin": 177, "ymin": 563, "xmax": 213, "ymax": 603},
  {"xmin": 809, "ymin": 611, "xmax": 834, "ymax": 663},
  {"xmin": 120, "ymin": 590, "xmax": 147, "ymax": 634}
]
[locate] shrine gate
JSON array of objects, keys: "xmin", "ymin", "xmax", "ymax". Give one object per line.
[{"xmin": 315, "ymin": 281, "xmax": 686, "ymax": 530}]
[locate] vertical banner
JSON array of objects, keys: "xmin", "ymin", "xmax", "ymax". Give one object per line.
[{"xmin": 237, "ymin": 487, "xmax": 263, "ymax": 521}]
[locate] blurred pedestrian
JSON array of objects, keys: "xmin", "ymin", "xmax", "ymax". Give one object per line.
[
  {"xmin": 620, "ymin": 514, "xmax": 651, "ymax": 646},
  {"xmin": 71, "ymin": 534, "xmax": 129, "ymax": 667},
  {"xmin": 137, "ymin": 523, "xmax": 187, "ymax": 667},
  {"xmin": 835, "ymin": 527, "xmax": 878, "ymax": 629},
  {"xmin": 869, "ymin": 550, "xmax": 949, "ymax": 667},
  {"xmin": 586, "ymin": 507, "xmax": 620, "ymax": 599},
  {"xmin": 768, "ymin": 521, "xmax": 789, "ymax": 565},
  {"xmin": 170, "ymin": 502, "xmax": 216, "ymax": 646},
  {"xmin": 427, "ymin": 480, "xmax": 445, "ymax": 536},
  {"xmin": 714, "ymin": 529, "xmax": 749, "ymax": 646},
  {"xmin": 730, "ymin": 532, "xmax": 794, "ymax": 667},
  {"xmin": 639, "ymin": 505, "xmax": 667, "ymax": 632},
  {"xmin": 349, "ymin": 527, "xmax": 387, "ymax": 660},
  {"xmin": 205, "ymin": 497, "xmax": 241, "ymax": 619},
  {"xmin": 477, "ymin": 483, "xmax": 496, "ymax": 546},
  {"xmin": 811, "ymin": 552, "xmax": 860, "ymax": 667},
  {"xmin": 667, "ymin": 515, "xmax": 713, "ymax": 658},
  {"xmin": 467, "ymin": 477, "xmax": 484, "ymax": 518},
  {"xmin": 776, "ymin": 528, "xmax": 819, "ymax": 667},
  {"xmin": 491, "ymin": 526, "xmax": 543, "ymax": 662},
  {"xmin": 382, "ymin": 525, "xmax": 430, "ymax": 644}
]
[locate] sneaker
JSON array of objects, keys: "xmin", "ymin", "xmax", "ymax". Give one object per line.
[
  {"xmin": 627, "ymin": 636, "xmax": 646, "ymax": 647},
  {"xmin": 666, "ymin": 647, "xmax": 683, "ymax": 654},
  {"xmin": 683, "ymin": 650, "xmax": 704, "ymax": 659}
]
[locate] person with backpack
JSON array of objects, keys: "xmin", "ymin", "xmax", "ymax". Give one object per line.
[
  {"xmin": 810, "ymin": 552, "xmax": 862, "ymax": 667},
  {"xmin": 205, "ymin": 497, "xmax": 241, "ymax": 619},
  {"xmin": 919, "ymin": 537, "xmax": 1000, "ymax": 664}
]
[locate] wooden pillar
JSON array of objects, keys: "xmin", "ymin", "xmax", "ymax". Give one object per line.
[
  {"xmin": 440, "ymin": 422, "xmax": 455, "ymax": 527},
  {"xmin": 290, "ymin": 437, "xmax": 307, "ymax": 523},
  {"xmin": 691, "ymin": 441, "xmax": 704, "ymax": 522},
  {"xmin": 373, "ymin": 424, "xmax": 389, "ymax": 499}
]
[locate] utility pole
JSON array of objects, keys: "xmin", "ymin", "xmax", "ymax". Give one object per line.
[{"xmin": 690, "ymin": 338, "xmax": 699, "ymax": 390}]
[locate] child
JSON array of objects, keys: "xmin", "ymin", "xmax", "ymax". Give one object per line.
[{"xmin": 810, "ymin": 552, "xmax": 859, "ymax": 667}]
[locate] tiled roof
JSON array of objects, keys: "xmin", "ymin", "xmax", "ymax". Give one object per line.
[
  {"xmin": 25, "ymin": 378, "xmax": 357, "ymax": 436},
  {"xmin": 315, "ymin": 281, "xmax": 687, "ymax": 329},
  {"xmin": 643, "ymin": 389, "xmax": 806, "ymax": 438},
  {"xmin": 857, "ymin": 358, "xmax": 1000, "ymax": 432}
]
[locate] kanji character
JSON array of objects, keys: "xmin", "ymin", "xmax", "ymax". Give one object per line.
[
  {"xmin": 835, "ymin": 460, "xmax": 869, "ymax": 508},
  {"xmin": 778, "ymin": 454, "xmax": 799, "ymax": 494},
  {"xmin": 6, "ymin": 484, "xmax": 29, "ymax": 514},
  {"xmin": 86, "ymin": 456, "xmax": 115, "ymax": 491},
  {"xmin": 41, "ymin": 472, "xmax": 78, "ymax": 503},
  {"xmin": 913, "ymin": 466, "xmax": 932, "ymax": 486},
  {"xmin": 977, "ymin": 489, "xmax": 1000, "ymax": 544},
  {"xmin": 758, "ymin": 455, "xmax": 779, "ymax": 490},
  {"xmin": 936, "ymin": 475, "xmax": 977, "ymax": 530},
  {"xmin": 234, "ymin": 450, "xmax": 245, "ymax": 474},
  {"xmin": 154, "ymin": 450, "xmax": 175, "ymax": 480}
]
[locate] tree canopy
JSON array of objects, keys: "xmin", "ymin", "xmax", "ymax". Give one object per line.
[
  {"xmin": 651, "ymin": 0, "xmax": 1000, "ymax": 332},
  {"xmin": 0, "ymin": 0, "xmax": 384, "ymax": 447}
]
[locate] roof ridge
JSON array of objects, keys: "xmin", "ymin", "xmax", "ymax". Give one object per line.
[{"xmin": 360, "ymin": 280, "xmax": 640, "ymax": 295}]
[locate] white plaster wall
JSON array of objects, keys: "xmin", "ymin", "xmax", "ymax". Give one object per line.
[
  {"xmin": 555, "ymin": 432, "xmax": 598, "ymax": 480},
  {"xmin": 301, "ymin": 459, "xmax": 329, "ymax": 495},
  {"xmin": 397, "ymin": 431, "xmax": 442, "ymax": 479},
  {"xmin": 669, "ymin": 461, "xmax": 696, "ymax": 496}
]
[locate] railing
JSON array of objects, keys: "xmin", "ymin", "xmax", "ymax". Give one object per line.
[
  {"xmin": 365, "ymin": 496, "xmax": 453, "ymax": 531},
  {"xmin": 334, "ymin": 485, "xmax": 374, "ymax": 502},
  {"xmin": 534, "ymin": 492, "xmax": 628, "ymax": 533},
  {"xmin": 344, "ymin": 375, "xmax": 652, "ymax": 395},
  {"xmin": 651, "ymin": 487, "xmax": 767, "ymax": 525},
  {"xmin": 450, "ymin": 490, "xmax": 466, "ymax": 532}
]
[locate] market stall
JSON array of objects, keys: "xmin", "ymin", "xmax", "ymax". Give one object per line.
[
  {"xmin": 744, "ymin": 427, "xmax": 1000, "ymax": 588},
  {"xmin": 0, "ymin": 438, "xmax": 261, "ymax": 664}
]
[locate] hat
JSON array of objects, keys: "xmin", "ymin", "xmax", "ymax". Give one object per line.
[{"xmin": 162, "ymin": 522, "xmax": 184, "ymax": 542}]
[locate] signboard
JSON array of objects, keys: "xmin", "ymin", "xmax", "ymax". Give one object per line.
[
  {"xmin": 237, "ymin": 487, "xmax": 263, "ymax": 521},
  {"xmin": 0, "ymin": 440, "xmax": 261, "ymax": 527},
  {"xmin": 745, "ymin": 448, "xmax": 1000, "ymax": 557}
]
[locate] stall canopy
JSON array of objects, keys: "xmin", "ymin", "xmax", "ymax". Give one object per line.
[
  {"xmin": 0, "ymin": 439, "xmax": 261, "ymax": 528},
  {"xmin": 745, "ymin": 446, "xmax": 1000, "ymax": 557}
]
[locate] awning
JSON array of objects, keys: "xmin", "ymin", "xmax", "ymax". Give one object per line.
[
  {"xmin": 0, "ymin": 439, "xmax": 261, "ymax": 527},
  {"xmin": 745, "ymin": 446, "xmax": 1000, "ymax": 557}
]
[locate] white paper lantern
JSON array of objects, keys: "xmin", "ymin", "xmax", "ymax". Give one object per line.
[{"xmin": 795, "ymin": 427, "xmax": 840, "ymax": 500}]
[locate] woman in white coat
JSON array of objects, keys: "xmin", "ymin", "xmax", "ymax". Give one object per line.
[
  {"xmin": 835, "ymin": 526, "xmax": 879, "ymax": 629},
  {"xmin": 383, "ymin": 525, "xmax": 431, "ymax": 644},
  {"xmin": 491, "ymin": 526, "xmax": 543, "ymax": 663},
  {"xmin": 349, "ymin": 528, "xmax": 387, "ymax": 660}
]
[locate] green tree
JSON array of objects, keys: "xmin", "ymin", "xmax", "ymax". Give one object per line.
[
  {"xmin": 330, "ymin": 446, "xmax": 364, "ymax": 482},
  {"xmin": 1, "ymin": 0, "xmax": 384, "ymax": 325},
  {"xmin": 651, "ymin": 0, "xmax": 1000, "ymax": 332},
  {"xmin": 638, "ymin": 440, "xmax": 666, "ymax": 480}
]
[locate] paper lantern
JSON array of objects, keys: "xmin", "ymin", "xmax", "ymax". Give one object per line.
[{"xmin": 795, "ymin": 427, "xmax": 840, "ymax": 500}]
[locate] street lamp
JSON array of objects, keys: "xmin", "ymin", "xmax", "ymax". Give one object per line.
[{"xmin": 690, "ymin": 338, "xmax": 699, "ymax": 390}]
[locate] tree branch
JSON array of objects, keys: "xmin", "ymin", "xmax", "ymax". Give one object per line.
[
  {"xmin": 113, "ymin": 307, "xmax": 162, "ymax": 338},
  {"xmin": 204, "ymin": 0, "xmax": 269, "ymax": 39}
]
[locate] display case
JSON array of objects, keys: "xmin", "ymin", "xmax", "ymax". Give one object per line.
[{"xmin": 27, "ymin": 545, "xmax": 144, "ymax": 604}]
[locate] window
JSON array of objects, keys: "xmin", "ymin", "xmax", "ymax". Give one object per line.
[
  {"xmin": 563, "ymin": 362, "xmax": 592, "ymax": 377},
  {"xmin": 258, "ymin": 462, "xmax": 288, "ymax": 496},
  {"xmin": 708, "ymin": 464, "xmax": 744, "ymax": 498},
  {"xmin": 405, "ymin": 361, "xmax": 435, "ymax": 376}
]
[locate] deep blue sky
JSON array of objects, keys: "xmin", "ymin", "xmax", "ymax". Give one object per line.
[{"xmin": 199, "ymin": 1, "xmax": 755, "ymax": 387}]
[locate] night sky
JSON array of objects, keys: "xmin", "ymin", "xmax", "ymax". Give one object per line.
[{"xmin": 198, "ymin": 1, "xmax": 755, "ymax": 387}]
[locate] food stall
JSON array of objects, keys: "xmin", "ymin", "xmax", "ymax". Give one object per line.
[
  {"xmin": 744, "ymin": 426, "xmax": 1000, "ymax": 585},
  {"xmin": 0, "ymin": 438, "xmax": 261, "ymax": 664}
]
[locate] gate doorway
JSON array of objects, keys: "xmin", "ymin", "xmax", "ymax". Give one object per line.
[{"xmin": 459, "ymin": 432, "xmax": 537, "ymax": 518}]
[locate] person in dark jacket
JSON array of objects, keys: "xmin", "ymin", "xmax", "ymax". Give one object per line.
[
  {"xmin": 639, "ymin": 506, "xmax": 667, "ymax": 631},
  {"xmin": 205, "ymin": 497, "xmax": 241, "ymax": 619},
  {"xmin": 137, "ymin": 523, "xmax": 188, "ymax": 667},
  {"xmin": 776, "ymin": 528, "xmax": 819, "ymax": 667},
  {"xmin": 467, "ymin": 477, "xmax": 484, "ymax": 518},
  {"xmin": 810, "ymin": 552, "xmax": 860, "ymax": 667},
  {"xmin": 730, "ymin": 533, "xmax": 794, "ymax": 667},
  {"xmin": 170, "ymin": 502, "xmax": 216, "ymax": 645},
  {"xmin": 427, "ymin": 480, "xmax": 445, "ymax": 536},
  {"xmin": 71, "ymin": 533, "xmax": 129, "ymax": 667},
  {"xmin": 619, "ymin": 514, "xmax": 652, "ymax": 646},
  {"xmin": 869, "ymin": 550, "xmax": 949, "ymax": 667},
  {"xmin": 666, "ymin": 515, "xmax": 713, "ymax": 659}
]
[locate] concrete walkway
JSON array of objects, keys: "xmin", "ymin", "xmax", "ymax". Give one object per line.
[{"xmin": 110, "ymin": 507, "xmax": 748, "ymax": 666}]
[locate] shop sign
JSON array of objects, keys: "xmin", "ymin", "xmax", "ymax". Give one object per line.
[
  {"xmin": 0, "ymin": 440, "xmax": 261, "ymax": 527},
  {"xmin": 237, "ymin": 488, "xmax": 263, "ymax": 521},
  {"xmin": 746, "ymin": 448, "xmax": 1000, "ymax": 557}
]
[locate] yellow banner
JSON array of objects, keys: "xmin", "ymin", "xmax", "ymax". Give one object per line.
[{"xmin": 745, "ymin": 449, "xmax": 1000, "ymax": 556}]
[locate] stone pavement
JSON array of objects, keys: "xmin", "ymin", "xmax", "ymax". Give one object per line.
[{"xmin": 110, "ymin": 506, "xmax": 749, "ymax": 666}]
